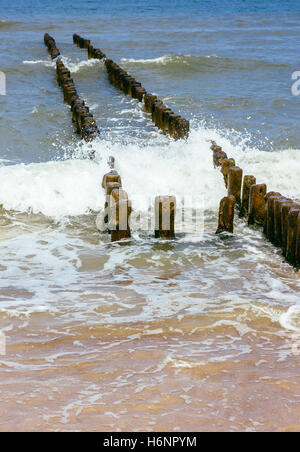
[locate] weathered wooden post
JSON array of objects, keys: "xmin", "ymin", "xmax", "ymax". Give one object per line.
[
  {"xmin": 162, "ymin": 109, "xmax": 173, "ymax": 134},
  {"xmin": 152, "ymin": 101, "xmax": 163, "ymax": 127},
  {"xmin": 134, "ymin": 86, "xmax": 147, "ymax": 102},
  {"xmin": 295, "ymin": 214, "xmax": 300, "ymax": 268},
  {"xmin": 286, "ymin": 207, "xmax": 300, "ymax": 264},
  {"xmin": 168, "ymin": 114, "xmax": 181, "ymax": 139},
  {"xmin": 109, "ymin": 189, "xmax": 132, "ymax": 242},
  {"xmin": 281, "ymin": 202, "xmax": 299, "ymax": 256},
  {"xmin": 221, "ymin": 158, "xmax": 236, "ymax": 188},
  {"xmin": 158, "ymin": 106, "xmax": 171, "ymax": 131},
  {"xmin": 227, "ymin": 167, "xmax": 243, "ymax": 209},
  {"xmin": 216, "ymin": 196, "xmax": 235, "ymax": 234},
  {"xmin": 176, "ymin": 118, "xmax": 189, "ymax": 139},
  {"xmin": 213, "ymin": 149, "xmax": 228, "ymax": 168},
  {"xmin": 44, "ymin": 33, "xmax": 60, "ymax": 59},
  {"xmin": 241, "ymin": 175, "xmax": 256, "ymax": 218},
  {"xmin": 153, "ymin": 103, "xmax": 165, "ymax": 129},
  {"xmin": 210, "ymin": 141, "xmax": 222, "ymax": 152},
  {"xmin": 104, "ymin": 181, "xmax": 121, "ymax": 224},
  {"xmin": 144, "ymin": 94, "xmax": 158, "ymax": 113},
  {"xmin": 274, "ymin": 197, "xmax": 291, "ymax": 247},
  {"xmin": 102, "ymin": 156, "xmax": 122, "ymax": 190},
  {"xmin": 248, "ymin": 184, "xmax": 267, "ymax": 226},
  {"xmin": 264, "ymin": 192, "xmax": 282, "ymax": 242},
  {"xmin": 155, "ymin": 196, "xmax": 176, "ymax": 239}
]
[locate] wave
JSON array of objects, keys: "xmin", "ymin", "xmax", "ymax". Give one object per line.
[
  {"xmin": 120, "ymin": 54, "xmax": 290, "ymax": 72},
  {"xmin": 61, "ymin": 57, "xmax": 102, "ymax": 74},
  {"xmin": 121, "ymin": 55, "xmax": 196, "ymax": 65},
  {"xmin": 23, "ymin": 59, "xmax": 55, "ymax": 68},
  {"xmin": 0, "ymin": 125, "xmax": 300, "ymax": 219},
  {"xmin": 0, "ymin": 20, "xmax": 22, "ymax": 27},
  {"xmin": 0, "ymin": 159, "xmax": 103, "ymax": 218},
  {"xmin": 280, "ymin": 305, "xmax": 300, "ymax": 333},
  {"xmin": 23, "ymin": 57, "xmax": 102, "ymax": 73}
]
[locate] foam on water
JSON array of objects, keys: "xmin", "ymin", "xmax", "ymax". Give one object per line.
[
  {"xmin": 0, "ymin": 137, "xmax": 299, "ymax": 338},
  {"xmin": 280, "ymin": 305, "xmax": 300, "ymax": 332},
  {"xmin": 120, "ymin": 55, "xmax": 188, "ymax": 65},
  {"xmin": 23, "ymin": 59, "xmax": 55, "ymax": 68},
  {"xmin": 119, "ymin": 54, "xmax": 288, "ymax": 71},
  {"xmin": 61, "ymin": 57, "xmax": 102, "ymax": 74},
  {"xmin": 0, "ymin": 159, "xmax": 102, "ymax": 217},
  {"xmin": 22, "ymin": 57, "xmax": 101, "ymax": 73},
  {"xmin": 0, "ymin": 125, "xmax": 300, "ymax": 218}
]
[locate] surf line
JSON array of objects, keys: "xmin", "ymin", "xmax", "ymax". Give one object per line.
[
  {"xmin": 44, "ymin": 33, "xmax": 100, "ymax": 150},
  {"xmin": 211, "ymin": 140, "xmax": 300, "ymax": 271},
  {"xmin": 73, "ymin": 33, "xmax": 189, "ymax": 140}
]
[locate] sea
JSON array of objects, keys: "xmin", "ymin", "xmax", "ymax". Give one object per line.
[{"xmin": 0, "ymin": 0, "xmax": 300, "ymax": 432}]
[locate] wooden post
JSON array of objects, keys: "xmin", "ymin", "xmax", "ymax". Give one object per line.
[
  {"xmin": 216, "ymin": 196, "xmax": 235, "ymax": 234},
  {"xmin": 281, "ymin": 202, "xmax": 299, "ymax": 256},
  {"xmin": 109, "ymin": 189, "xmax": 132, "ymax": 242},
  {"xmin": 175, "ymin": 118, "xmax": 189, "ymax": 139},
  {"xmin": 162, "ymin": 109, "xmax": 173, "ymax": 133},
  {"xmin": 274, "ymin": 197, "xmax": 291, "ymax": 247},
  {"xmin": 155, "ymin": 196, "xmax": 176, "ymax": 239},
  {"xmin": 213, "ymin": 149, "xmax": 228, "ymax": 168},
  {"xmin": 152, "ymin": 101, "xmax": 163, "ymax": 127},
  {"xmin": 286, "ymin": 208, "xmax": 300, "ymax": 264},
  {"xmin": 264, "ymin": 193, "xmax": 282, "ymax": 242},
  {"xmin": 241, "ymin": 175, "xmax": 256, "ymax": 218},
  {"xmin": 144, "ymin": 94, "xmax": 158, "ymax": 113},
  {"xmin": 221, "ymin": 158, "xmax": 235, "ymax": 188},
  {"xmin": 295, "ymin": 214, "xmax": 300, "ymax": 268},
  {"xmin": 248, "ymin": 184, "xmax": 267, "ymax": 226},
  {"xmin": 227, "ymin": 167, "xmax": 243, "ymax": 209},
  {"xmin": 168, "ymin": 114, "xmax": 181, "ymax": 139}
]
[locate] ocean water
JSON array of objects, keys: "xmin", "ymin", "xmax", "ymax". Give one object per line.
[{"xmin": 0, "ymin": 0, "xmax": 300, "ymax": 432}]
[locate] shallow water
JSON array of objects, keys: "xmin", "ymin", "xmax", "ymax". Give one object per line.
[{"xmin": 0, "ymin": 0, "xmax": 300, "ymax": 432}]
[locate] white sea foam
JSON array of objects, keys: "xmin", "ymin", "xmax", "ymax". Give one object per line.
[
  {"xmin": 23, "ymin": 57, "xmax": 101, "ymax": 73},
  {"xmin": 121, "ymin": 55, "xmax": 176, "ymax": 65},
  {"xmin": 120, "ymin": 54, "xmax": 217, "ymax": 65},
  {"xmin": 23, "ymin": 59, "xmax": 55, "ymax": 68},
  {"xmin": 61, "ymin": 57, "xmax": 102, "ymax": 74},
  {"xmin": 0, "ymin": 159, "xmax": 103, "ymax": 217},
  {"xmin": 280, "ymin": 305, "xmax": 300, "ymax": 332},
  {"xmin": 0, "ymin": 126, "xmax": 300, "ymax": 219}
]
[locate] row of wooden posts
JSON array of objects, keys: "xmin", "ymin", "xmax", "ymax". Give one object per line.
[
  {"xmin": 44, "ymin": 32, "xmax": 189, "ymax": 143},
  {"xmin": 44, "ymin": 33, "xmax": 60, "ymax": 60},
  {"xmin": 73, "ymin": 33, "xmax": 189, "ymax": 140},
  {"xmin": 213, "ymin": 141, "xmax": 300, "ymax": 269},
  {"xmin": 44, "ymin": 34, "xmax": 100, "ymax": 142}
]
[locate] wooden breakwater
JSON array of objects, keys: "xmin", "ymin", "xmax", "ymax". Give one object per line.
[
  {"xmin": 73, "ymin": 33, "xmax": 189, "ymax": 140},
  {"xmin": 44, "ymin": 34, "xmax": 100, "ymax": 144},
  {"xmin": 212, "ymin": 141, "xmax": 300, "ymax": 269}
]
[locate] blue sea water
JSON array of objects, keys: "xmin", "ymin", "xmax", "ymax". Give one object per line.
[{"xmin": 1, "ymin": 0, "xmax": 300, "ymax": 162}]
